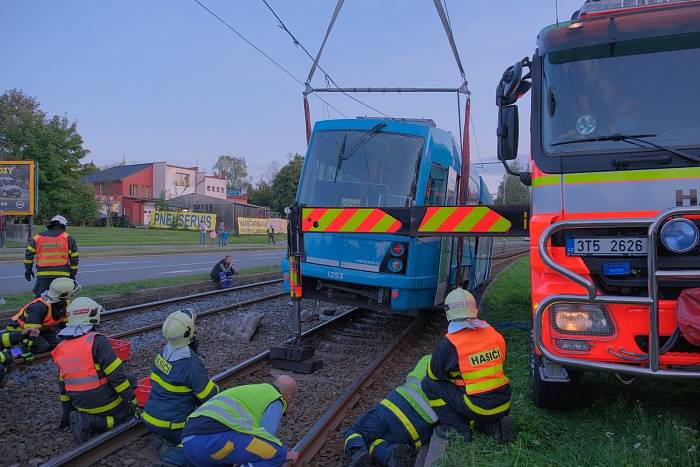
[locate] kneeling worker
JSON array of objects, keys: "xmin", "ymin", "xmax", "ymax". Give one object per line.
[
  {"xmin": 52, "ymin": 297, "xmax": 138, "ymax": 443},
  {"xmin": 182, "ymin": 375, "xmax": 299, "ymax": 467},
  {"xmin": 344, "ymin": 355, "xmax": 438, "ymax": 467},
  {"xmin": 1, "ymin": 277, "xmax": 78, "ymax": 355},
  {"xmin": 422, "ymin": 287, "xmax": 513, "ymax": 444},
  {"xmin": 143, "ymin": 310, "xmax": 218, "ymax": 459}
]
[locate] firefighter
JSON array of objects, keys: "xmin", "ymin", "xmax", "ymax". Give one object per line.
[
  {"xmin": 143, "ymin": 309, "xmax": 218, "ymax": 465},
  {"xmin": 24, "ymin": 215, "xmax": 79, "ymax": 297},
  {"xmin": 182, "ymin": 375, "xmax": 299, "ymax": 467},
  {"xmin": 344, "ymin": 355, "xmax": 438, "ymax": 467},
  {"xmin": 52, "ymin": 297, "xmax": 138, "ymax": 443},
  {"xmin": 422, "ymin": 287, "xmax": 514, "ymax": 444},
  {"xmin": 1, "ymin": 277, "xmax": 78, "ymax": 354}
]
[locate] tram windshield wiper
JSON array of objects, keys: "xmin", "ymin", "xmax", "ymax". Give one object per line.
[
  {"xmin": 551, "ymin": 133, "xmax": 700, "ymax": 164},
  {"xmin": 334, "ymin": 123, "xmax": 386, "ymax": 182}
]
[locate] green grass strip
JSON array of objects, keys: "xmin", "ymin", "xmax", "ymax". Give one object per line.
[
  {"xmin": 0, "ymin": 264, "xmax": 279, "ymax": 312},
  {"xmin": 439, "ymin": 257, "xmax": 700, "ymax": 466}
]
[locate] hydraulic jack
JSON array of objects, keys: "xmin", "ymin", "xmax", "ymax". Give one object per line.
[{"xmin": 270, "ymin": 206, "xmax": 322, "ymax": 374}]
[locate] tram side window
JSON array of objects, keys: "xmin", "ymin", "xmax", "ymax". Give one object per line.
[{"xmin": 426, "ymin": 164, "xmax": 448, "ymax": 205}]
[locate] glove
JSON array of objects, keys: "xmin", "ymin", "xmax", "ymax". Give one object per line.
[
  {"xmin": 24, "ymin": 269, "xmax": 34, "ymax": 281},
  {"xmin": 131, "ymin": 398, "xmax": 142, "ymax": 419}
]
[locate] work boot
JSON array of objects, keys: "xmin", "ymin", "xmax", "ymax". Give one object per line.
[
  {"xmin": 69, "ymin": 411, "xmax": 91, "ymax": 444},
  {"xmin": 387, "ymin": 444, "xmax": 413, "ymax": 467},
  {"xmin": 346, "ymin": 448, "xmax": 370, "ymax": 467},
  {"xmin": 495, "ymin": 415, "xmax": 514, "ymax": 444}
]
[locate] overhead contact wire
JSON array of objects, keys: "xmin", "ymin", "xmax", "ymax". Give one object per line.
[
  {"xmin": 259, "ymin": 0, "xmax": 391, "ymax": 118},
  {"xmin": 191, "ymin": 0, "xmax": 348, "ymax": 118}
]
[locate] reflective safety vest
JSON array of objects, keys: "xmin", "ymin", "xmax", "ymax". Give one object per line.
[
  {"xmin": 52, "ymin": 333, "xmax": 109, "ymax": 392},
  {"xmin": 35, "ymin": 233, "xmax": 70, "ymax": 268},
  {"xmin": 446, "ymin": 325, "xmax": 509, "ymax": 395},
  {"xmin": 394, "ymin": 355, "xmax": 438, "ymax": 425},
  {"xmin": 188, "ymin": 383, "xmax": 286, "ymax": 446},
  {"xmin": 11, "ymin": 298, "xmax": 65, "ymax": 329}
]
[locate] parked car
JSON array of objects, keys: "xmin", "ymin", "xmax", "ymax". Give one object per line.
[{"xmin": 0, "ymin": 177, "xmax": 21, "ymax": 198}]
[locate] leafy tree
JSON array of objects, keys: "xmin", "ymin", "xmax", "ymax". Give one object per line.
[
  {"xmin": 0, "ymin": 89, "xmax": 97, "ymax": 222},
  {"xmin": 247, "ymin": 161, "xmax": 280, "ymax": 208},
  {"xmin": 494, "ymin": 160, "xmax": 530, "ymax": 205},
  {"xmin": 212, "ymin": 155, "xmax": 249, "ymax": 194},
  {"xmin": 269, "ymin": 153, "xmax": 304, "ymax": 213}
]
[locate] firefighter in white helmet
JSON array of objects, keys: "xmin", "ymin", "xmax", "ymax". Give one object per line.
[
  {"xmin": 143, "ymin": 309, "xmax": 218, "ymax": 465},
  {"xmin": 422, "ymin": 287, "xmax": 514, "ymax": 444},
  {"xmin": 52, "ymin": 297, "xmax": 137, "ymax": 443},
  {"xmin": 24, "ymin": 215, "xmax": 79, "ymax": 296}
]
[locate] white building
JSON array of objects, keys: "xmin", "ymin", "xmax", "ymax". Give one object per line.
[
  {"xmin": 195, "ymin": 171, "xmax": 227, "ymax": 200},
  {"xmin": 153, "ymin": 163, "xmax": 197, "ymax": 200}
]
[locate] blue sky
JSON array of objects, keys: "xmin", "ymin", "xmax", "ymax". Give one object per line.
[{"xmin": 1, "ymin": 0, "xmax": 583, "ymax": 191}]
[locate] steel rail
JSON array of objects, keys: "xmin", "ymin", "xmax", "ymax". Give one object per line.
[
  {"xmin": 41, "ymin": 307, "xmax": 364, "ymax": 467},
  {"xmin": 293, "ymin": 318, "xmax": 423, "ymax": 465},
  {"xmin": 18, "ymin": 291, "xmax": 287, "ymax": 366},
  {"xmin": 102, "ymin": 277, "xmax": 282, "ymax": 318}
]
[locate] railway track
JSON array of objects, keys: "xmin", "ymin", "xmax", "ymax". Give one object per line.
[
  {"xmin": 42, "ymin": 307, "xmax": 368, "ymax": 467},
  {"xmin": 15, "ymin": 279, "xmax": 285, "ymax": 367}
]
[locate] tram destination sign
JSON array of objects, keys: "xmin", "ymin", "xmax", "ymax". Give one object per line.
[{"xmin": 0, "ymin": 161, "xmax": 36, "ymax": 216}]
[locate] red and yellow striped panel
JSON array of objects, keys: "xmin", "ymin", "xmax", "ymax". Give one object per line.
[
  {"xmin": 418, "ymin": 206, "xmax": 511, "ymax": 233},
  {"xmin": 289, "ymin": 256, "xmax": 302, "ymax": 298},
  {"xmin": 302, "ymin": 208, "xmax": 401, "ymax": 233}
]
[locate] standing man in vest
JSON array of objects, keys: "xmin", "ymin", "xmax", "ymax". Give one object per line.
[
  {"xmin": 24, "ymin": 215, "xmax": 79, "ymax": 297},
  {"xmin": 52, "ymin": 297, "xmax": 138, "ymax": 443},
  {"xmin": 182, "ymin": 375, "xmax": 299, "ymax": 467},
  {"xmin": 2, "ymin": 277, "xmax": 78, "ymax": 354},
  {"xmin": 143, "ymin": 309, "xmax": 219, "ymax": 465},
  {"xmin": 422, "ymin": 287, "xmax": 513, "ymax": 444},
  {"xmin": 344, "ymin": 355, "xmax": 438, "ymax": 467}
]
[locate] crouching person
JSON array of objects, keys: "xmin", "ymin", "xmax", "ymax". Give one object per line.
[
  {"xmin": 422, "ymin": 287, "xmax": 513, "ymax": 444},
  {"xmin": 52, "ymin": 297, "xmax": 138, "ymax": 443},
  {"xmin": 344, "ymin": 355, "xmax": 437, "ymax": 467},
  {"xmin": 182, "ymin": 375, "xmax": 299, "ymax": 467},
  {"xmin": 143, "ymin": 309, "xmax": 218, "ymax": 465}
]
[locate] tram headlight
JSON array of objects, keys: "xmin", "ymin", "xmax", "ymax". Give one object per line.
[
  {"xmin": 388, "ymin": 258, "xmax": 404, "ymax": 273},
  {"xmin": 661, "ymin": 218, "xmax": 699, "ymax": 254},
  {"xmin": 550, "ymin": 303, "xmax": 614, "ymax": 336}
]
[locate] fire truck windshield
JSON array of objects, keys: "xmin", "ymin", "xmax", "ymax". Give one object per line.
[
  {"xmin": 542, "ymin": 35, "xmax": 700, "ymax": 157},
  {"xmin": 298, "ymin": 130, "xmax": 423, "ymax": 208}
]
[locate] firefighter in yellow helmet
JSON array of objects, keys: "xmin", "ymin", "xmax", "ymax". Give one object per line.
[
  {"xmin": 421, "ymin": 287, "xmax": 514, "ymax": 444},
  {"xmin": 24, "ymin": 215, "xmax": 79, "ymax": 297},
  {"xmin": 1, "ymin": 277, "xmax": 78, "ymax": 354},
  {"xmin": 143, "ymin": 309, "xmax": 218, "ymax": 466},
  {"xmin": 52, "ymin": 297, "xmax": 137, "ymax": 443}
]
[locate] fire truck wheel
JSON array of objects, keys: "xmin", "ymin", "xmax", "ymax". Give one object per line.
[{"xmin": 530, "ymin": 339, "xmax": 580, "ymax": 410}]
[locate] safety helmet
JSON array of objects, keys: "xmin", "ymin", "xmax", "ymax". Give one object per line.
[
  {"xmin": 45, "ymin": 278, "xmax": 79, "ymax": 303},
  {"xmin": 444, "ymin": 287, "xmax": 478, "ymax": 321},
  {"xmin": 48, "ymin": 215, "xmax": 69, "ymax": 228},
  {"xmin": 66, "ymin": 297, "xmax": 103, "ymax": 327},
  {"xmin": 162, "ymin": 309, "xmax": 196, "ymax": 349}
]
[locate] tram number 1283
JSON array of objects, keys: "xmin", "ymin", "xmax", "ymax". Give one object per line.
[{"xmin": 327, "ymin": 271, "xmax": 344, "ymax": 280}]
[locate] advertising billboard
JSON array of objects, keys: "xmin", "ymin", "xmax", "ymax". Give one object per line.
[
  {"xmin": 237, "ymin": 217, "xmax": 287, "ymax": 235},
  {"xmin": 0, "ymin": 161, "xmax": 36, "ymax": 216},
  {"xmin": 150, "ymin": 211, "xmax": 217, "ymax": 230}
]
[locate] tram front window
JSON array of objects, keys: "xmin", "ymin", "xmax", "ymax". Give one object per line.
[{"xmin": 298, "ymin": 130, "xmax": 424, "ymax": 207}]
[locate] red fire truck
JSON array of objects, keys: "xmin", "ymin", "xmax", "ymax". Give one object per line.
[{"xmin": 496, "ymin": 0, "xmax": 700, "ymax": 408}]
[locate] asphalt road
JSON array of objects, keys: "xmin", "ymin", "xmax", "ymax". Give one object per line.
[{"xmin": 0, "ymin": 248, "xmax": 286, "ymax": 295}]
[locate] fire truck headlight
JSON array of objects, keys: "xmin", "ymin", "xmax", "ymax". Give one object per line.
[
  {"xmin": 661, "ymin": 218, "xmax": 699, "ymax": 254},
  {"xmin": 551, "ymin": 303, "xmax": 614, "ymax": 336}
]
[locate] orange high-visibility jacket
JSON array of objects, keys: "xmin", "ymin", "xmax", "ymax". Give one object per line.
[
  {"xmin": 11, "ymin": 297, "xmax": 65, "ymax": 329},
  {"xmin": 446, "ymin": 326, "xmax": 510, "ymax": 395},
  {"xmin": 52, "ymin": 333, "xmax": 109, "ymax": 392}
]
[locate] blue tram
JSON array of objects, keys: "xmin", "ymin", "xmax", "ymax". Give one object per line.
[{"xmin": 282, "ymin": 117, "xmax": 493, "ymax": 313}]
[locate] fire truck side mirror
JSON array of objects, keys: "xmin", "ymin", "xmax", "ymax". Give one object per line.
[{"xmin": 497, "ymin": 105, "xmax": 519, "ymax": 161}]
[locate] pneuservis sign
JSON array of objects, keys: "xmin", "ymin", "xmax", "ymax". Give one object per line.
[
  {"xmin": 0, "ymin": 161, "xmax": 36, "ymax": 216},
  {"xmin": 150, "ymin": 211, "xmax": 217, "ymax": 230}
]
